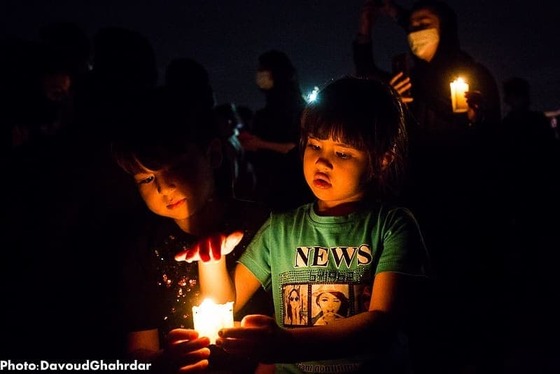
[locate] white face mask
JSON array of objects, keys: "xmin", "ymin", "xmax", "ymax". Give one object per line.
[
  {"xmin": 256, "ymin": 71, "xmax": 274, "ymax": 90},
  {"xmin": 407, "ymin": 28, "xmax": 439, "ymax": 62}
]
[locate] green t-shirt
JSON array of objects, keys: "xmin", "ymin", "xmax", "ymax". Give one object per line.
[{"xmin": 239, "ymin": 202, "xmax": 430, "ymax": 373}]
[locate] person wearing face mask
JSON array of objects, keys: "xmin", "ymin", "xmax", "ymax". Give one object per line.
[
  {"xmin": 354, "ymin": 0, "xmax": 501, "ymax": 132},
  {"xmin": 353, "ymin": 1, "xmax": 506, "ymax": 373},
  {"xmin": 238, "ymin": 49, "xmax": 313, "ymax": 211}
]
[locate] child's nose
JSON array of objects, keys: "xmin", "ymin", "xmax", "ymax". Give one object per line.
[
  {"xmin": 156, "ymin": 175, "xmax": 177, "ymax": 193},
  {"xmin": 315, "ymin": 155, "xmax": 333, "ymax": 170}
]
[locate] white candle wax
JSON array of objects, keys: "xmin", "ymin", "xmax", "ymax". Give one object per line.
[
  {"xmin": 192, "ymin": 298, "xmax": 234, "ymax": 344},
  {"xmin": 450, "ymin": 77, "xmax": 469, "ymax": 113}
]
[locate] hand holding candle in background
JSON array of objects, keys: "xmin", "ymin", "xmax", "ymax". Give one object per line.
[
  {"xmin": 450, "ymin": 77, "xmax": 486, "ymax": 124},
  {"xmin": 464, "ymin": 90, "xmax": 485, "ymax": 124}
]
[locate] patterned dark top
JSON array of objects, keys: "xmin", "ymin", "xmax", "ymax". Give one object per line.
[{"xmin": 121, "ymin": 199, "xmax": 273, "ymax": 343}]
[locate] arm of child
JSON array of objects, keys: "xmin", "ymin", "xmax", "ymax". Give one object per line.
[
  {"xmin": 175, "ymin": 231, "xmax": 262, "ymax": 313},
  {"xmin": 216, "ymin": 271, "xmax": 407, "ymax": 364},
  {"xmin": 197, "ymin": 258, "xmax": 262, "ymax": 314},
  {"xmin": 231, "ymin": 263, "xmax": 264, "ymax": 312}
]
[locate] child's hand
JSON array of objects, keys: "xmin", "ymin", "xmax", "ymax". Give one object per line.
[
  {"xmin": 160, "ymin": 329, "xmax": 211, "ymax": 373},
  {"xmin": 216, "ymin": 314, "xmax": 288, "ymax": 364},
  {"xmin": 174, "ymin": 231, "xmax": 244, "ymax": 263}
]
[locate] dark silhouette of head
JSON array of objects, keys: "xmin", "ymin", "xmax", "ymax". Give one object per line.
[
  {"xmin": 92, "ymin": 26, "xmax": 157, "ymax": 90},
  {"xmin": 258, "ymin": 49, "xmax": 298, "ymax": 88},
  {"xmin": 503, "ymin": 77, "xmax": 531, "ymax": 111},
  {"xmin": 164, "ymin": 57, "xmax": 215, "ymax": 110},
  {"xmin": 39, "ymin": 21, "xmax": 91, "ymax": 78}
]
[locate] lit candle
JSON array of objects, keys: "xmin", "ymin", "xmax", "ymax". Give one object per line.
[
  {"xmin": 192, "ymin": 298, "xmax": 234, "ymax": 344},
  {"xmin": 450, "ymin": 77, "xmax": 469, "ymax": 113}
]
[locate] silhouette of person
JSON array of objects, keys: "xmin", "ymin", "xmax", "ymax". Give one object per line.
[
  {"xmin": 3, "ymin": 28, "xmax": 145, "ymax": 359},
  {"xmin": 501, "ymin": 77, "xmax": 556, "ymax": 152},
  {"xmin": 500, "ymin": 77, "xmax": 560, "ymax": 374},
  {"xmin": 214, "ymin": 102, "xmax": 257, "ymax": 200},
  {"xmin": 164, "ymin": 57, "xmax": 216, "ymax": 111},
  {"xmin": 238, "ymin": 49, "xmax": 313, "ymax": 211},
  {"xmin": 71, "ymin": 26, "xmax": 157, "ymax": 145},
  {"xmin": 353, "ymin": 1, "xmax": 506, "ymax": 371}
]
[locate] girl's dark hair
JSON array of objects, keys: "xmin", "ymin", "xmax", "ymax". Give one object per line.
[
  {"xmin": 300, "ymin": 76, "xmax": 408, "ymax": 199},
  {"xmin": 111, "ymin": 88, "xmax": 219, "ymax": 176}
]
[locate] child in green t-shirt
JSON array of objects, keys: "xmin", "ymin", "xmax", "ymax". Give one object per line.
[{"xmin": 176, "ymin": 76, "xmax": 431, "ymax": 373}]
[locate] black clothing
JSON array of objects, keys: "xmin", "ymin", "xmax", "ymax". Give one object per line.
[
  {"xmin": 248, "ymin": 86, "xmax": 312, "ymax": 211},
  {"xmin": 354, "ymin": 39, "xmax": 501, "ymax": 134},
  {"xmin": 352, "ymin": 6, "xmax": 505, "ymax": 371},
  {"xmin": 121, "ymin": 199, "xmax": 273, "ymax": 372}
]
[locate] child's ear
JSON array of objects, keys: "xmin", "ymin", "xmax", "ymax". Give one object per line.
[
  {"xmin": 381, "ymin": 150, "xmax": 395, "ymax": 170},
  {"xmin": 206, "ymin": 138, "xmax": 223, "ymax": 169}
]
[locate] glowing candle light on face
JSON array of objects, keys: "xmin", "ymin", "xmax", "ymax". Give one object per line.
[
  {"xmin": 450, "ymin": 77, "xmax": 469, "ymax": 113},
  {"xmin": 192, "ymin": 298, "xmax": 234, "ymax": 344}
]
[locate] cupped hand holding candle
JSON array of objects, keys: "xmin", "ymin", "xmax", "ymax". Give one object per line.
[
  {"xmin": 216, "ymin": 314, "xmax": 286, "ymax": 364},
  {"xmin": 163, "ymin": 329, "xmax": 211, "ymax": 372},
  {"xmin": 450, "ymin": 77, "xmax": 469, "ymax": 113}
]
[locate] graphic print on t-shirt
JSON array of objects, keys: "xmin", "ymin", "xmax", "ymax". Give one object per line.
[
  {"xmin": 283, "ymin": 284, "xmax": 309, "ymax": 326},
  {"xmin": 281, "ymin": 278, "xmax": 372, "ymax": 328},
  {"xmin": 310, "ymin": 284, "xmax": 350, "ymax": 325}
]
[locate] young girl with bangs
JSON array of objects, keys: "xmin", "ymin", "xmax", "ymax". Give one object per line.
[{"xmin": 175, "ymin": 76, "xmax": 432, "ymax": 373}]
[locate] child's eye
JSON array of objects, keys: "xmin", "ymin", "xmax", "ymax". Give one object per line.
[
  {"xmin": 307, "ymin": 143, "xmax": 320, "ymax": 151},
  {"xmin": 136, "ymin": 175, "xmax": 154, "ymax": 185},
  {"xmin": 336, "ymin": 152, "xmax": 351, "ymax": 160}
]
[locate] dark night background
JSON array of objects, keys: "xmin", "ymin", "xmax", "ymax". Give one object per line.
[
  {"xmin": 1, "ymin": 1, "xmax": 560, "ymax": 371},
  {"xmin": 1, "ymin": 0, "xmax": 559, "ymax": 113}
]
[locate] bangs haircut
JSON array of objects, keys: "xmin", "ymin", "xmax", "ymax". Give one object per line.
[
  {"xmin": 300, "ymin": 76, "xmax": 408, "ymax": 198},
  {"xmin": 113, "ymin": 124, "xmax": 203, "ymax": 176},
  {"xmin": 302, "ymin": 112, "xmax": 369, "ymax": 152}
]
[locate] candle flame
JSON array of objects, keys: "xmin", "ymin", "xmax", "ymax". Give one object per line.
[
  {"xmin": 192, "ymin": 298, "xmax": 234, "ymax": 344},
  {"xmin": 450, "ymin": 77, "xmax": 469, "ymax": 113}
]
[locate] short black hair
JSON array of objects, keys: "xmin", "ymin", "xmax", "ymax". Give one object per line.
[
  {"xmin": 111, "ymin": 87, "xmax": 219, "ymax": 175},
  {"xmin": 301, "ymin": 76, "xmax": 408, "ymax": 199}
]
